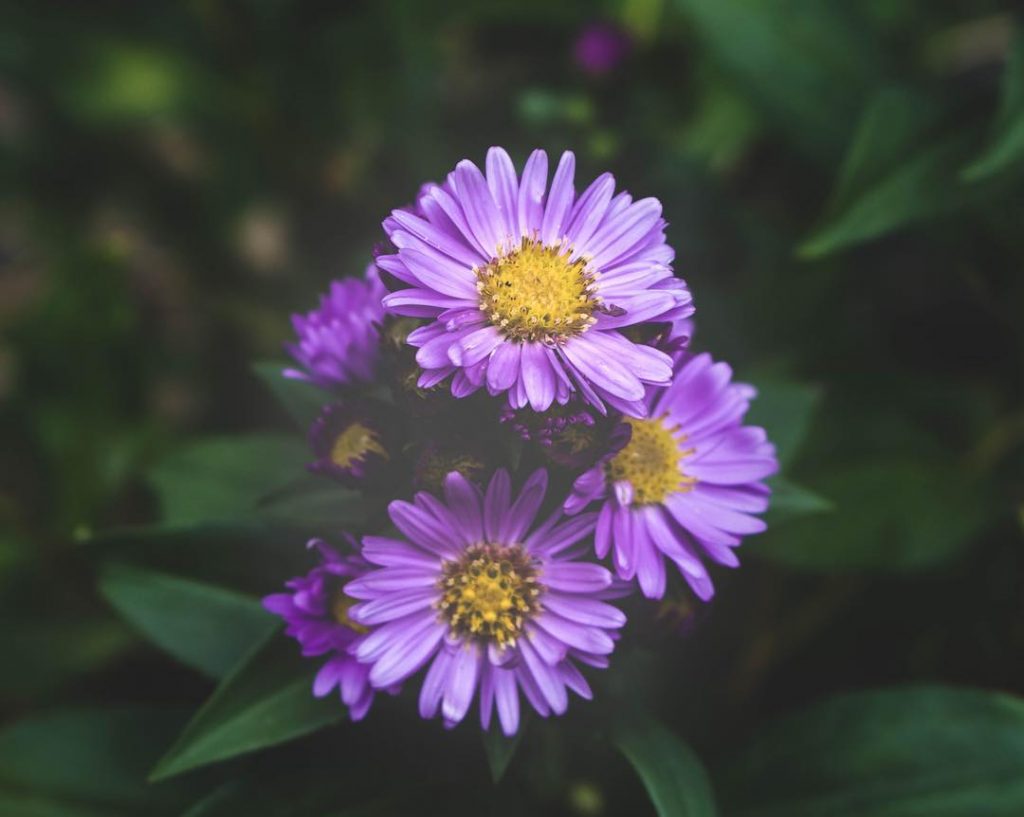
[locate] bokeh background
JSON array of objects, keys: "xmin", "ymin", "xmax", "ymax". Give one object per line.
[{"xmin": 1, "ymin": 1, "xmax": 1023, "ymax": 815}]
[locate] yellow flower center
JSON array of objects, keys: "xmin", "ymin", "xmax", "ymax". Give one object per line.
[
  {"xmin": 330, "ymin": 587, "xmax": 368, "ymax": 634},
  {"xmin": 606, "ymin": 416, "xmax": 696, "ymax": 505},
  {"xmin": 476, "ymin": 238, "xmax": 598, "ymax": 342},
  {"xmin": 438, "ymin": 543, "xmax": 542, "ymax": 647},
  {"xmin": 331, "ymin": 422, "xmax": 387, "ymax": 469}
]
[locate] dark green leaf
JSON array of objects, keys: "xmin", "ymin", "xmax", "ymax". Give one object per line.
[
  {"xmin": 722, "ymin": 686, "xmax": 1024, "ymax": 817},
  {"xmin": 669, "ymin": 0, "xmax": 881, "ymax": 160},
  {"xmin": 764, "ymin": 477, "xmax": 833, "ymax": 526},
  {"xmin": 615, "ymin": 715, "xmax": 717, "ymax": 817},
  {"xmin": 99, "ymin": 562, "xmax": 275, "ymax": 679},
  {"xmin": 745, "ymin": 377, "xmax": 822, "ymax": 467},
  {"xmin": 753, "ymin": 458, "xmax": 992, "ymax": 570},
  {"xmin": 256, "ymin": 474, "xmax": 374, "ymax": 531},
  {"xmin": 251, "ymin": 361, "xmax": 329, "ymax": 429},
  {"xmin": 0, "ymin": 707, "xmax": 190, "ymax": 816},
  {"xmin": 148, "ymin": 435, "xmax": 308, "ymax": 526},
  {"xmin": 482, "ymin": 724, "xmax": 523, "ymax": 783},
  {"xmin": 962, "ymin": 34, "xmax": 1024, "ymax": 181},
  {"xmin": 151, "ymin": 633, "xmax": 344, "ymax": 781}
]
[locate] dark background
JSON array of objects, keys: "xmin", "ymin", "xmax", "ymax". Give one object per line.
[{"xmin": 1, "ymin": 1, "xmax": 1022, "ymax": 815}]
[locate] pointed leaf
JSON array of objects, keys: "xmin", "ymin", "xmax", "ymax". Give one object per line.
[
  {"xmin": 722, "ymin": 686, "xmax": 1024, "ymax": 817},
  {"xmin": 482, "ymin": 724, "xmax": 523, "ymax": 783},
  {"xmin": 251, "ymin": 361, "xmax": 329, "ymax": 429},
  {"xmin": 99, "ymin": 562, "xmax": 275, "ymax": 679},
  {"xmin": 615, "ymin": 715, "xmax": 717, "ymax": 817},
  {"xmin": 151, "ymin": 633, "xmax": 344, "ymax": 781},
  {"xmin": 764, "ymin": 477, "xmax": 833, "ymax": 526},
  {"xmin": 745, "ymin": 377, "xmax": 822, "ymax": 467},
  {"xmin": 962, "ymin": 34, "xmax": 1024, "ymax": 181}
]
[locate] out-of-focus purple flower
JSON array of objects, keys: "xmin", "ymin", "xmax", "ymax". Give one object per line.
[
  {"xmin": 377, "ymin": 147, "xmax": 693, "ymax": 416},
  {"xmin": 573, "ymin": 22, "xmax": 632, "ymax": 76},
  {"xmin": 284, "ymin": 264, "xmax": 386, "ymax": 388},
  {"xmin": 412, "ymin": 437, "xmax": 492, "ymax": 495},
  {"xmin": 263, "ymin": 540, "xmax": 380, "ymax": 720},
  {"xmin": 565, "ymin": 352, "xmax": 777, "ymax": 600},
  {"xmin": 346, "ymin": 469, "xmax": 626, "ymax": 735},
  {"xmin": 307, "ymin": 401, "xmax": 397, "ymax": 487},
  {"xmin": 501, "ymin": 401, "xmax": 631, "ymax": 469}
]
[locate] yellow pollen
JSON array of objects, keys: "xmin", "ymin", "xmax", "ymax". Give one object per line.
[
  {"xmin": 330, "ymin": 588, "xmax": 368, "ymax": 634},
  {"xmin": 331, "ymin": 422, "xmax": 387, "ymax": 469},
  {"xmin": 476, "ymin": 237, "xmax": 598, "ymax": 343},
  {"xmin": 438, "ymin": 543, "xmax": 542, "ymax": 647},
  {"xmin": 606, "ymin": 416, "xmax": 696, "ymax": 505}
]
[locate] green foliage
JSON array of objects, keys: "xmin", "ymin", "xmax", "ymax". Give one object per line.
[
  {"xmin": 99, "ymin": 562, "xmax": 275, "ymax": 679},
  {"xmin": 721, "ymin": 687, "xmax": 1024, "ymax": 817},
  {"xmin": 151, "ymin": 634, "xmax": 344, "ymax": 781},
  {"xmin": 963, "ymin": 34, "xmax": 1024, "ymax": 181},
  {"xmin": 250, "ymin": 362, "xmax": 329, "ymax": 430},
  {"xmin": 616, "ymin": 716, "xmax": 718, "ymax": 817}
]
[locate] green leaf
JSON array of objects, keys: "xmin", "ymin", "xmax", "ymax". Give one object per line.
[
  {"xmin": 99, "ymin": 562, "xmax": 275, "ymax": 679},
  {"xmin": 798, "ymin": 89, "xmax": 980, "ymax": 258},
  {"xmin": 669, "ymin": 0, "xmax": 881, "ymax": 160},
  {"xmin": 256, "ymin": 475, "xmax": 375, "ymax": 532},
  {"xmin": 251, "ymin": 361, "xmax": 328, "ymax": 429},
  {"xmin": 482, "ymin": 724, "xmax": 523, "ymax": 783},
  {"xmin": 745, "ymin": 377, "xmax": 822, "ymax": 467},
  {"xmin": 764, "ymin": 477, "xmax": 833, "ymax": 526},
  {"xmin": 0, "ymin": 707, "xmax": 190, "ymax": 816},
  {"xmin": 151, "ymin": 633, "xmax": 344, "ymax": 781},
  {"xmin": 721, "ymin": 686, "xmax": 1024, "ymax": 817},
  {"xmin": 752, "ymin": 458, "xmax": 992, "ymax": 571},
  {"xmin": 148, "ymin": 435, "xmax": 308, "ymax": 526},
  {"xmin": 962, "ymin": 34, "xmax": 1024, "ymax": 181},
  {"xmin": 615, "ymin": 716, "xmax": 718, "ymax": 817}
]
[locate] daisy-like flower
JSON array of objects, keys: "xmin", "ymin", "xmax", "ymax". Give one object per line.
[
  {"xmin": 284, "ymin": 264, "xmax": 386, "ymax": 388},
  {"xmin": 263, "ymin": 540, "xmax": 379, "ymax": 720},
  {"xmin": 345, "ymin": 468, "xmax": 626, "ymax": 736},
  {"xmin": 307, "ymin": 401, "xmax": 397, "ymax": 487},
  {"xmin": 565, "ymin": 353, "xmax": 778, "ymax": 600},
  {"xmin": 377, "ymin": 148, "xmax": 694, "ymax": 416}
]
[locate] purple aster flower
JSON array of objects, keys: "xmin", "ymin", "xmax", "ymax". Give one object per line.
[
  {"xmin": 284, "ymin": 264, "xmax": 386, "ymax": 387},
  {"xmin": 345, "ymin": 468, "xmax": 626, "ymax": 736},
  {"xmin": 500, "ymin": 401, "xmax": 631, "ymax": 469},
  {"xmin": 573, "ymin": 22, "xmax": 632, "ymax": 76},
  {"xmin": 263, "ymin": 540, "xmax": 379, "ymax": 720},
  {"xmin": 308, "ymin": 400, "xmax": 397, "ymax": 487},
  {"xmin": 565, "ymin": 352, "xmax": 778, "ymax": 600},
  {"xmin": 377, "ymin": 147, "xmax": 694, "ymax": 417}
]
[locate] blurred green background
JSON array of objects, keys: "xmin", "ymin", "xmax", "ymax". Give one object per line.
[{"xmin": 1, "ymin": 1, "xmax": 1023, "ymax": 815}]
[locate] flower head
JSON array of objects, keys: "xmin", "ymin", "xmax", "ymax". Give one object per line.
[
  {"xmin": 377, "ymin": 148, "xmax": 693, "ymax": 416},
  {"xmin": 573, "ymin": 22, "xmax": 632, "ymax": 76},
  {"xmin": 345, "ymin": 468, "xmax": 626, "ymax": 735},
  {"xmin": 263, "ymin": 540, "xmax": 379, "ymax": 720},
  {"xmin": 565, "ymin": 353, "xmax": 777, "ymax": 600},
  {"xmin": 308, "ymin": 401, "xmax": 397, "ymax": 487},
  {"xmin": 501, "ymin": 401, "xmax": 631, "ymax": 469},
  {"xmin": 285, "ymin": 264, "xmax": 386, "ymax": 388}
]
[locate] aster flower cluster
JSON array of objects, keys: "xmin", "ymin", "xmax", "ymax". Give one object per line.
[{"xmin": 265, "ymin": 148, "xmax": 778, "ymax": 735}]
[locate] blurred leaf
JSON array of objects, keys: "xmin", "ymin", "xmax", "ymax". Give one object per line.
[
  {"xmin": 0, "ymin": 614, "xmax": 133, "ymax": 702},
  {"xmin": 764, "ymin": 477, "xmax": 833, "ymax": 526},
  {"xmin": 669, "ymin": 0, "xmax": 881, "ymax": 159},
  {"xmin": 151, "ymin": 633, "xmax": 343, "ymax": 781},
  {"xmin": 149, "ymin": 435, "xmax": 307, "ymax": 526},
  {"xmin": 721, "ymin": 686, "xmax": 1024, "ymax": 817},
  {"xmin": 615, "ymin": 715, "xmax": 717, "ymax": 817},
  {"xmin": 256, "ymin": 474, "xmax": 375, "ymax": 532},
  {"xmin": 753, "ymin": 458, "xmax": 993, "ymax": 570},
  {"xmin": 745, "ymin": 377, "xmax": 822, "ymax": 467},
  {"xmin": 0, "ymin": 707, "xmax": 189, "ymax": 816},
  {"xmin": 99, "ymin": 562, "xmax": 275, "ymax": 679},
  {"xmin": 963, "ymin": 33, "xmax": 1024, "ymax": 181},
  {"xmin": 482, "ymin": 725, "xmax": 523, "ymax": 783},
  {"xmin": 799, "ymin": 89, "xmax": 980, "ymax": 258},
  {"xmin": 251, "ymin": 361, "xmax": 328, "ymax": 430}
]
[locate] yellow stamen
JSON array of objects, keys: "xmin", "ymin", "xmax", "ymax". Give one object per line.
[
  {"xmin": 606, "ymin": 416, "xmax": 697, "ymax": 505},
  {"xmin": 476, "ymin": 237, "xmax": 598, "ymax": 343},
  {"xmin": 437, "ymin": 543, "xmax": 542, "ymax": 647},
  {"xmin": 331, "ymin": 589, "xmax": 368, "ymax": 634},
  {"xmin": 331, "ymin": 422, "xmax": 387, "ymax": 469}
]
